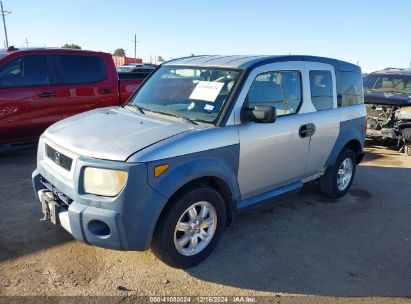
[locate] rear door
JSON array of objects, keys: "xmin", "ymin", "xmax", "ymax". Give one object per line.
[
  {"xmin": 53, "ymin": 54, "xmax": 118, "ymax": 119},
  {"xmin": 303, "ymin": 62, "xmax": 340, "ymax": 177},
  {"xmin": 0, "ymin": 54, "xmax": 60, "ymax": 143}
]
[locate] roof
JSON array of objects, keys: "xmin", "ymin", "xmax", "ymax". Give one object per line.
[
  {"xmin": 369, "ymin": 68, "xmax": 411, "ymax": 76},
  {"xmin": 164, "ymin": 55, "xmax": 360, "ymax": 72},
  {"xmin": 0, "ymin": 47, "xmax": 108, "ymax": 56}
]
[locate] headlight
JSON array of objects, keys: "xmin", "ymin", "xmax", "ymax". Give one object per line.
[{"xmin": 83, "ymin": 167, "xmax": 128, "ymax": 197}]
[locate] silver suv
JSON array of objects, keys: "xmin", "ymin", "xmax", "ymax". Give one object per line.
[{"xmin": 32, "ymin": 55, "xmax": 366, "ymax": 268}]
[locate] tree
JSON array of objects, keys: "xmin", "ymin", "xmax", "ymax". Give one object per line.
[
  {"xmin": 113, "ymin": 48, "xmax": 126, "ymax": 57},
  {"xmin": 62, "ymin": 43, "xmax": 81, "ymax": 49},
  {"xmin": 157, "ymin": 56, "xmax": 165, "ymax": 63}
]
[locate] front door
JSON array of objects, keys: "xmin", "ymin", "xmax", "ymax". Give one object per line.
[
  {"xmin": 236, "ymin": 64, "xmax": 311, "ymax": 201},
  {"xmin": 0, "ymin": 54, "xmax": 60, "ymax": 143}
]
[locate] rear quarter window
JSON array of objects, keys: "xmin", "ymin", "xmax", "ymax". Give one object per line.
[
  {"xmin": 337, "ymin": 71, "xmax": 364, "ymax": 107},
  {"xmin": 58, "ymin": 55, "xmax": 106, "ymax": 84}
]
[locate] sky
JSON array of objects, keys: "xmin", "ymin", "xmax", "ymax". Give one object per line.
[{"xmin": 2, "ymin": 0, "xmax": 410, "ymax": 73}]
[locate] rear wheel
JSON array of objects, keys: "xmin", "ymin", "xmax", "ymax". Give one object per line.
[
  {"xmin": 152, "ymin": 186, "xmax": 226, "ymax": 268},
  {"xmin": 320, "ymin": 149, "xmax": 356, "ymax": 198}
]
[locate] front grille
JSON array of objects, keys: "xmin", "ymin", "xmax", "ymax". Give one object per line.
[
  {"xmin": 40, "ymin": 177, "xmax": 72, "ymax": 207},
  {"xmin": 45, "ymin": 144, "xmax": 73, "ymax": 171}
]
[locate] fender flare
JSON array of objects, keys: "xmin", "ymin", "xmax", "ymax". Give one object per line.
[{"xmin": 325, "ymin": 118, "xmax": 365, "ymax": 167}]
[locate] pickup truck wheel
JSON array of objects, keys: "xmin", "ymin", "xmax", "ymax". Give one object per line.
[
  {"xmin": 320, "ymin": 149, "xmax": 356, "ymax": 198},
  {"xmin": 152, "ymin": 186, "xmax": 226, "ymax": 268}
]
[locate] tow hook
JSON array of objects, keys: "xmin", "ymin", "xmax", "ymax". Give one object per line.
[
  {"xmin": 38, "ymin": 189, "xmax": 58, "ymax": 223},
  {"xmin": 40, "ymin": 211, "xmax": 50, "ymax": 222}
]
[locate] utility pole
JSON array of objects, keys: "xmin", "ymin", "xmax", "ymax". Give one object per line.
[
  {"xmin": 133, "ymin": 34, "xmax": 136, "ymax": 60},
  {"xmin": 133, "ymin": 34, "xmax": 137, "ymax": 60},
  {"xmin": 132, "ymin": 34, "xmax": 140, "ymax": 61},
  {"xmin": 1, "ymin": 1, "xmax": 10, "ymax": 48},
  {"xmin": 24, "ymin": 37, "xmax": 29, "ymax": 47}
]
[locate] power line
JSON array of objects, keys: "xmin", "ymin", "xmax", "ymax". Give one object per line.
[
  {"xmin": 23, "ymin": 37, "xmax": 30, "ymax": 48},
  {"xmin": 0, "ymin": 1, "xmax": 11, "ymax": 48}
]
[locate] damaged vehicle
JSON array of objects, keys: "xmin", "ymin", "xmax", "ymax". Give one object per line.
[
  {"xmin": 32, "ymin": 55, "xmax": 365, "ymax": 268},
  {"xmin": 364, "ymin": 68, "xmax": 411, "ymax": 154}
]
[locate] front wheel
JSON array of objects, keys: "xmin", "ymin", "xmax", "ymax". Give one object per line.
[
  {"xmin": 152, "ymin": 186, "xmax": 226, "ymax": 268},
  {"xmin": 320, "ymin": 149, "xmax": 356, "ymax": 198}
]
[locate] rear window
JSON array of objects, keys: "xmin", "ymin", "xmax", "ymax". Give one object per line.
[
  {"xmin": 118, "ymin": 72, "xmax": 151, "ymax": 80},
  {"xmin": 337, "ymin": 71, "xmax": 364, "ymax": 107},
  {"xmin": 58, "ymin": 55, "xmax": 106, "ymax": 84}
]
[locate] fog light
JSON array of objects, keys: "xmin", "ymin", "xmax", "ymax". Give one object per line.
[{"xmin": 88, "ymin": 220, "xmax": 110, "ymax": 238}]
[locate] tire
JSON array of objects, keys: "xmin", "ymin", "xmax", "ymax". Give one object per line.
[
  {"xmin": 152, "ymin": 185, "xmax": 226, "ymax": 268},
  {"xmin": 320, "ymin": 149, "xmax": 356, "ymax": 198}
]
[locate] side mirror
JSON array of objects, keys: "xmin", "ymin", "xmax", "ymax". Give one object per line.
[{"xmin": 241, "ymin": 105, "xmax": 276, "ymax": 123}]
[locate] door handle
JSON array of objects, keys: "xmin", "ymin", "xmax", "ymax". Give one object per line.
[
  {"xmin": 299, "ymin": 123, "xmax": 316, "ymax": 138},
  {"xmin": 99, "ymin": 89, "xmax": 113, "ymax": 94},
  {"xmin": 38, "ymin": 92, "xmax": 56, "ymax": 98}
]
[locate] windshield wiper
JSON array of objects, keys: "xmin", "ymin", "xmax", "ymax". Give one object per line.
[
  {"xmin": 150, "ymin": 110, "xmax": 198, "ymax": 125},
  {"xmin": 125, "ymin": 102, "xmax": 145, "ymax": 114},
  {"xmin": 166, "ymin": 112, "xmax": 198, "ymax": 125}
]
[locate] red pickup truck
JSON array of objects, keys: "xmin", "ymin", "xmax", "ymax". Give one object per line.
[{"xmin": 0, "ymin": 47, "xmax": 147, "ymax": 145}]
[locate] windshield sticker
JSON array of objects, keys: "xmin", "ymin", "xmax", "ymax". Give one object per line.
[
  {"xmin": 189, "ymin": 81, "xmax": 224, "ymax": 102},
  {"xmin": 204, "ymin": 104, "xmax": 214, "ymax": 111}
]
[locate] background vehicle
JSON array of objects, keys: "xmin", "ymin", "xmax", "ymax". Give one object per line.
[
  {"xmin": 364, "ymin": 68, "xmax": 411, "ymax": 154},
  {"xmin": 116, "ymin": 63, "xmax": 157, "ymax": 73},
  {"xmin": 33, "ymin": 55, "xmax": 365, "ymax": 268},
  {"xmin": 0, "ymin": 47, "xmax": 146, "ymax": 145}
]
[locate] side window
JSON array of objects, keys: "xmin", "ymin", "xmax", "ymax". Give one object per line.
[
  {"xmin": 0, "ymin": 55, "xmax": 50, "ymax": 87},
  {"xmin": 247, "ymin": 71, "xmax": 302, "ymax": 116},
  {"xmin": 58, "ymin": 55, "xmax": 106, "ymax": 84},
  {"xmin": 309, "ymin": 70, "xmax": 334, "ymax": 111},
  {"xmin": 337, "ymin": 71, "xmax": 364, "ymax": 107}
]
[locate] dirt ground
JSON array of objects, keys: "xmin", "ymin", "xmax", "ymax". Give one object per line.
[{"xmin": 1, "ymin": 139, "xmax": 411, "ymax": 303}]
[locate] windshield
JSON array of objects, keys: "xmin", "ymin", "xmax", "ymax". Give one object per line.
[
  {"xmin": 127, "ymin": 65, "xmax": 241, "ymax": 125},
  {"xmin": 364, "ymin": 74, "xmax": 411, "ymax": 93}
]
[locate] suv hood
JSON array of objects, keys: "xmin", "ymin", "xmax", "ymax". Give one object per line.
[
  {"xmin": 364, "ymin": 90, "xmax": 411, "ymax": 106},
  {"xmin": 44, "ymin": 107, "xmax": 194, "ymax": 161}
]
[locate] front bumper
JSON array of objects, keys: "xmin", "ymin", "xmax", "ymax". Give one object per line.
[
  {"xmin": 34, "ymin": 178, "xmax": 128, "ymax": 250},
  {"xmin": 32, "ymin": 151, "xmax": 167, "ymax": 251}
]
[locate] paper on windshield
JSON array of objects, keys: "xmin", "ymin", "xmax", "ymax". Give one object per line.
[{"xmin": 189, "ymin": 81, "xmax": 224, "ymax": 102}]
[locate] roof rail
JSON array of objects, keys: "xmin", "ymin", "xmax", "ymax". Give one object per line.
[{"xmin": 383, "ymin": 67, "xmax": 405, "ymax": 71}]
